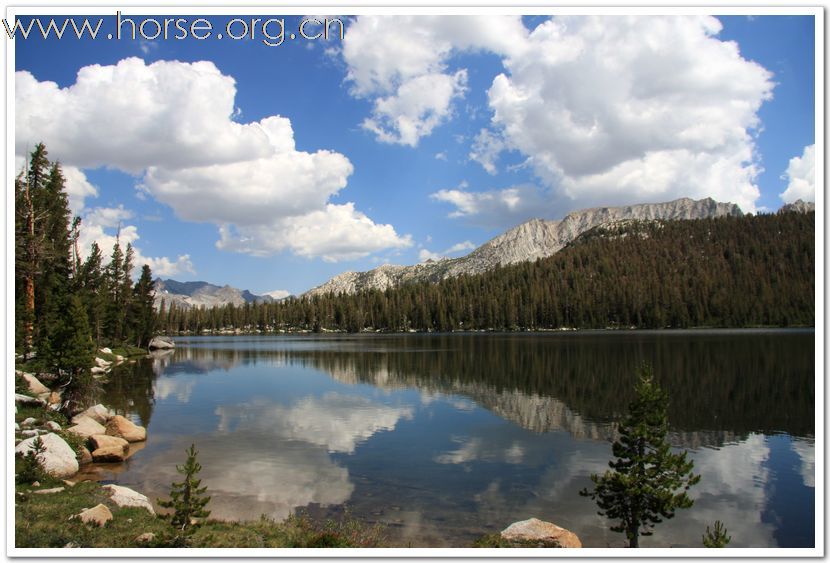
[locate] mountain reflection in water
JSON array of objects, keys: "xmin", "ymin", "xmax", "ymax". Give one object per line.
[{"xmin": 94, "ymin": 331, "xmax": 814, "ymax": 548}]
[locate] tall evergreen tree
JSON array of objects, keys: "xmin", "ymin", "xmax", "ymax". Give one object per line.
[
  {"xmin": 14, "ymin": 144, "xmax": 50, "ymax": 357},
  {"xmin": 120, "ymin": 243, "xmax": 135, "ymax": 342},
  {"xmin": 132, "ymin": 264, "xmax": 156, "ymax": 348},
  {"xmin": 34, "ymin": 162, "xmax": 73, "ymax": 354},
  {"xmin": 45, "ymin": 294, "xmax": 95, "ymax": 412},
  {"xmin": 105, "ymin": 238, "xmax": 125, "ymax": 342},
  {"xmin": 78, "ymin": 242, "xmax": 107, "ymax": 346},
  {"xmin": 580, "ymin": 365, "xmax": 700, "ymax": 547}
]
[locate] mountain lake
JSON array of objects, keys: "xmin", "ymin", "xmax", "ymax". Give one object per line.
[{"xmin": 79, "ymin": 330, "xmax": 816, "ymax": 548}]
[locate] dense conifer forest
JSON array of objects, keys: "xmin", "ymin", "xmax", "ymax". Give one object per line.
[
  {"xmin": 15, "ymin": 144, "xmax": 156, "ymax": 406},
  {"xmin": 156, "ymin": 211, "xmax": 814, "ymax": 334}
]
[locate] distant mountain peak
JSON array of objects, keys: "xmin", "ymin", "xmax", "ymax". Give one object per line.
[
  {"xmin": 154, "ymin": 278, "xmax": 274, "ymax": 310},
  {"xmin": 306, "ymin": 197, "xmax": 743, "ymax": 296}
]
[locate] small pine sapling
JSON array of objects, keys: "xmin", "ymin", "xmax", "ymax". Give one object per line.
[
  {"xmin": 16, "ymin": 436, "xmax": 47, "ymax": 484},
  {"xmin": 157, "ymin": 443, "xmax": 211, "ymax": 541},
  {"xmin": 702, "ymin": 521, "xmax": 732, "ymax": 548}
]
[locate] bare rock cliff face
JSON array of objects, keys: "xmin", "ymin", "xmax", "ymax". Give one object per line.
[
  {"xmin": 153, "ymin": 279, "xmax": 274, "ymax": 310},
  {"xmin": 778, "ymin": 199, "xmax": 815, "ymax": 214},
  {"xmin": 307, "ymin": 197, "xmax": 742, "ymax": 296}
]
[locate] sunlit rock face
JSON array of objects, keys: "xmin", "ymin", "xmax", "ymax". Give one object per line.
[
  {"xmin": 306, "ymin": 197, "xmax": 741, "ymax": 296},
  {"xmin": 778, "ymin": 199, "xmax": 815, "ymax": 214}
]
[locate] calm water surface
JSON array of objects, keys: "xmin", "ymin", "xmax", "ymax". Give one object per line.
[{"xmin": 88, "ymin": 331, "xmax": 815, "ymax": 548}]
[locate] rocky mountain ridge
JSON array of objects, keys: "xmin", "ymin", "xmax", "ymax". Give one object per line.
[
  {"xmin": 306, "ymin": 197, "xmax": 743, "ymax": 296},
  {"xmin": 153, "ymin": 279, "xmax": 275, "ymax": 310},
  {"xmin": 778, "ymin": 199, "xmax": 816, "ymax": 214}
]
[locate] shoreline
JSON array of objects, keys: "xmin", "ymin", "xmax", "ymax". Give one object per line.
[{"xmin": 161, "ymin": 325, "xmax": 815, "ymax": 338}]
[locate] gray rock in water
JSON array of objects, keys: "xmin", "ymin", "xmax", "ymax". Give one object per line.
[
  {"xmin": 91, "ymin": 445, "xmax": 128, "ymax": 463},
  {"xmin": 148, "ymin": 336, "xmax": 175, "ymax": 350},
  {"xmin": 105, "ymin": 415, "xmax": 147, "ymax": 442},
  {"xmin": 306, "ymin": 197, "xmax": 742, "ymax": 296},
  {"xmin": 67, "ymin": 416, "xmax": 107, "ymax": 439},
  {"xmin": 72, "ymin": 404, "xmax": 115, "ymax": 425}
]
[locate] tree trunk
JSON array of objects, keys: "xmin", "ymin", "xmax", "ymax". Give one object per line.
[
  {"xmin": 22, "ymin": 179, "xmax": 35, "ymax": 358},
  {"xmin": 628, "ymin": 524, "xmax": 639, "ymax": 548}
]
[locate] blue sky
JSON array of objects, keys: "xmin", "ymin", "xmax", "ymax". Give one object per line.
[{"xmin": 13, "ymin": 13, "xmax": 817, "ymax": 295}]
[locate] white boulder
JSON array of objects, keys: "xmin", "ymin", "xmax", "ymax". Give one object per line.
[
  {"xmin": 103, "ymin": 484, "xmax": 155, "ymax": 514},
  {"xmin": 18, "ymin": 371, "xmax": 50, "ymax": 395},
  {"xmin": 94, "ymin": 357, "xmax": 112, "ymax": 368},
  {"xmin": 71, "ymin": 404, "xmax": 114, "ymax": 425},
  {"xmin": 76, "ymin": 504, "xmax": 113, "ymax": 527},
  {"xmin": 148, "ymin": 336, "xmax": 175, "ymax": 350},
  {"xmin": 15, "ymin": 394, "xmax": 46, "ymax": 407},
  {"xmin": 67, "ymin": 416, "xmax": 106, "ymax": 438},
  {"xmin": 501, "ymin": 518, "xmax": 582, "ymax": 548},
  {"xmin": 15, "ymin": 433, "xmax": 79, "ymax": 478}
]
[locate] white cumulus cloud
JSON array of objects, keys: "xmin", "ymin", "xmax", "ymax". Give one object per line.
[
  {"xmin": 216, "ymin": 203, "xmax": 412, "ymax": 262},
  {"xmin": 77, "ymin": 205, "xmax": 195, "ymax": 277},
  {"xmin": 485, "ymin": 16, "xmax": 773, "ymax": 213},
  {"xmin": 16, "ymin": 57, "xmax": 410, "ymax": 262},
  {"xmin": 780, "ymin": 144, "xmax": 815, "ymax": 203},
  {"xmin": 418, "ymin": 240, "xmax": 477, "ymax": 262},
  {"xmin": 431, "ymin": 184, "xmax": 548, "ymax": 227},
  {"xmin": 342, "ymin": 15, "xmax": 528, "ymax": 146},
  {"xmin": 344, "ymin": 15, "xmax": 774, "ymax": 217},
  {"xmin": 469, "ymin": 128, "xmax": 506, "ymax": 175},
  {"xmin": 362, "ymin": 70, "xmax": 467, "ymax": 146}
]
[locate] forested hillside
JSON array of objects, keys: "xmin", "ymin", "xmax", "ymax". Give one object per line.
[{"xmin": 156, "ymin": 212, "xmax": 814, "ymax": 334}]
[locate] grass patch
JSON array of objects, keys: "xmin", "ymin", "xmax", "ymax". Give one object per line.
[
  {"xmin": 16, "ymin": 482, "xmax": 386, "ymax": 549},
  {"xmin": 472, "ymin": 533, "xmax": 566, "ymax": 548},
  {"xmin": 14, "ymin": 405, "xmax": 67, "ymax": 427},
  {"xmin": 16, "ymin": 482, "xmax": 167, "ymax": 548}
]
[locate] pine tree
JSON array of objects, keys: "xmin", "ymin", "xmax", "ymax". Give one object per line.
[
  {"xmin": 580, "ymin": 365, "xmax": 700, "ymax": 548},
  {"xmin": 79, "ymin": 242, "xmax": 106, "ymax": 346},
  {"xmin": 132, "ymin": 264, "xmax": 156, "ymax": 348},
  {"xmin": 702, "ymin": 521, "xmax": 731, "ymax": 548},
  {"xmin": 105, "ymin": 238, "xmax": 124, "ymax": 342},
  {"xmin": 158, "ymin": 444, "xmax": 211, "ymax": 536},
  {"xmin": 46, "ymin": 295, "xmax": 95, "ymax": 413},
  {"xmin": 15, "ymin": 144, "xmax": 50, "ymax": 358},
  {"xmin": 120, "ymin": 243, "xmax": 135, "ymax": 341}
]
